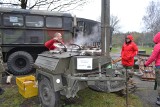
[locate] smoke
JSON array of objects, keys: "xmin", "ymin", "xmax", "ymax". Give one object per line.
[{"xmin": 74, "ymin": 25, "xmax": 101, "ymax": 46}]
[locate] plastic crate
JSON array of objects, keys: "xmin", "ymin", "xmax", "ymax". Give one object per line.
[{"xmin": 16, "ymin": 75, "xmax": 38, "ymax": 98}]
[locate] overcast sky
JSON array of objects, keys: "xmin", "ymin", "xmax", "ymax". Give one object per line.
[{"xmin": 71, "ymin": 0, "xmax": 153, "ymax": 33}]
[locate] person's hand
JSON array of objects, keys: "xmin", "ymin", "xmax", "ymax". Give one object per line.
[{"xmin": 56, "ymin": 40, "xmax": 61, "ymax": 43}]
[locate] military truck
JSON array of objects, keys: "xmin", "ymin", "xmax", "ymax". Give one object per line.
[
  {"xmin": 34, "ymin": 44, "xmax": 125, "ymax": 107},
  {"xmin": 0, "ymin": 7, "xmax": 99, "ymax": 75}
]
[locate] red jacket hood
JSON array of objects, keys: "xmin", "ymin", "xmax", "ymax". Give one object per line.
[
  {"xmin": 153, "ymin": 32, "xmax": 160, "ymax": 44},
  {"xmin": 127, "ymin": 35, "xmax": 133, "ymax": 41}
]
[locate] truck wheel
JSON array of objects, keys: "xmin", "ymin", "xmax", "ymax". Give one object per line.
[
  {"xmin": 38, "ymin": 78, "xmax": 60, "ymax": 107},
  {"xmin": 7, "ymin": 51, "xmax": 33, "ymax": 75}
]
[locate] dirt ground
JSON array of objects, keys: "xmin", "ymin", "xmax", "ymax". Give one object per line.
[{"xmin": 133, "ymin": 76, "xmax": 159, "ymax": 107}]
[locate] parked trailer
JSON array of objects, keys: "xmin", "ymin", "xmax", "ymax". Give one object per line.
[{"xmin": 34, "ymin": 45, "xmax": 126, "ymax": 107}]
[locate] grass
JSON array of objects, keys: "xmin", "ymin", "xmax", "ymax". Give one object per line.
[
  {"xmin": 0, "ymin": 85, "xmax": 39, "ymax": 107},
  {"xmin": 111, "ymin": 46, "xmax": 153, "ymax": 55},
  {"xmin": 64, "ymin": 88, "xmax": 143, "ymax": 107},
  {"xmin": 0, "ymin": 85, "xmax": 25, "ymax": 107},
  {"xmin": 138, "ymin": 46, "xmax": 152, "ymax": 55},
  {"xmin": 111, "ymin": 47, "xmax": 121, "ymax": 54},
  {"xmin": 0, "ymin": 84, "xmax": 143, "ymax": 107}
]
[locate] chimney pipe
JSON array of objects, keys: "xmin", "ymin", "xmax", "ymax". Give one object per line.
[{"xmin": 101, "ymin": 0, "xmax": 110, "ymax": 56}]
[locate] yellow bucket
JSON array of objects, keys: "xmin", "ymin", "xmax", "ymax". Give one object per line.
[{"xmin": 16, "ymin": 75, "xmax": 38, "ymax": 98}]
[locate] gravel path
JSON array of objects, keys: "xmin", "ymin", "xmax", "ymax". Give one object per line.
[{"xmin": 133, "ymin": 76, "xmax": 159, "ymax": 107}]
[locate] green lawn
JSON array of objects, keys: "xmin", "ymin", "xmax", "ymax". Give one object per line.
[
  {"xmin": 111, "ymin": 47, "xmax": 121, "ymax": 54},
  {"xmin": 111, "ymin": 46, "xmax": 153, "ymax": 55},
  {"xmin": 65, "ymin": 88, "xmax": 143, "ymax": 107},
  {"xmin": 138, "ymin": 46, "xmax": 153, "ymax": 55}
]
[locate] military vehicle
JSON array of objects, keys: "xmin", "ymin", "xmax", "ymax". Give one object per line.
[
  {"xmin": 34, "ymin": 44, "xmax": 125, "ymax": 107},
  {"xmin": 35, "ymin": 0, "xmax": 126, "ymax": 107},
  {"xmin": 0, "ymin": 7, "xmax": 99, "ymax": 75}
]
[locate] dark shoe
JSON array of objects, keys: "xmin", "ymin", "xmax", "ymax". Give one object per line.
[
  {"xmin": 0, "ymin": 88, "xmax": 4, "ymax": 95},
  {"xmin": 156, "ymin": 97, "xmax": 160, "ymax": 106}
]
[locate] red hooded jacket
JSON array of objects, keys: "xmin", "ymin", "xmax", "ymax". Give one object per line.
[
  {"xmin": 121, "ymin": 35, "xmax": 138, "ymax": 66},
  {"xmin": 44, "ymin": 39, "xmax": 64, "ymax": 50},
  {"xmin": 145, "ymin": 32, "xmax": 160, "ymax": 66}
]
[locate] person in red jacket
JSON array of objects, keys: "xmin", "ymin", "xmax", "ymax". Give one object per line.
[
  {"xmin": 121, "ymin": 35, "xmax": 138, "ymax": 85},
  {"xmin": 121, "ymin": 35, "xmax": 138, "ymax": 67},
  {"xmin": 144, "ymin": 32, "xmax": 160, "ymax": 105},
  {"xmin": 45, "ymin": 32, "xmax": 64, "ymax": 50}
]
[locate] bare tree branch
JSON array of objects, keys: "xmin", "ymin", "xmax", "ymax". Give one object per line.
[
  {"xmin": 0, "ymin": 0, "xmax": 87, "ymax": 11},
  {"xmin": 110, "ymin": 15, "xmax": 121, "ymax": 33},
  {"xmin": 59, "ymin": 2, "xmax": 86, "ymax": 12},
  {"xmin": 50, "ymin": 0, "xmax": 86, "ymax": 12},
  {"xmin": 143, "ymin": 1, "xmax": 160, "ymax": 34},
  {"xmin": 47, "ymin": 0, "xmax": 55, "ymax": 10},
  {"xmin": 29, "ymin": 0, "xmax": 48, "ymax": 9}
]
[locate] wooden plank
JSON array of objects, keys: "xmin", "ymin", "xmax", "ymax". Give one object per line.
[{"xmin": 138, "ymin": 55, "xmax": 155, "ymax": 81}]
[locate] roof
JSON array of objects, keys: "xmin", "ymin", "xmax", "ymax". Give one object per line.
[{"xmin": 0, "ymin": 7, "xmax": 72, "ymax": 17}]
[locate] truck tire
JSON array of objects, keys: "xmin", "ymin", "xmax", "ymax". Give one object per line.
[
  {"xmin": 7, "ymin": 51, "xmax": 33, "ymax": 75},
  {"xmin": 38, "ymin": 78, "xmax": 60, "ymax": 107}
]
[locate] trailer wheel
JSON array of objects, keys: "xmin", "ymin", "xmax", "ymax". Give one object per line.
[
  {"xmin": 88, "ymin": 80, "xmax": 125, "ymax": 92},
  {"xmin": 88, "ymin": 81, "xmax": 109, "ymax": 92},
  {"xmin": 38, "ymin": 78, "xmax": 60, "ymax": 107},
  {"xmin": 7, "ymin": 51, "xmax": 33, "ymax": 75}
]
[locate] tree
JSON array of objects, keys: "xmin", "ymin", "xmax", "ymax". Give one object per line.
[
  {"xmin": 143, "ymin": 1, "xmax": 160, "ymax": 35},
  {"xmin": 112, "ymin": 33, "xmax": 124, "ymax": 47},
  {"xmin": 112, "ymin": 31, "xmax": 154, "ymax": 48},
  {"xmin": 98, "ymin": 15, "xmax": 121, "ymax": 33},
  {"xmin": 110, "ymin": 15, "xmax": 121, "ymax": 33},
  {"xmin": 0, "ymin": 0, "xmax": 87, "ymax": 11},
  {"xmin": 20, "ymin": 0, "xmax": 27, "ymax": 9}
]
